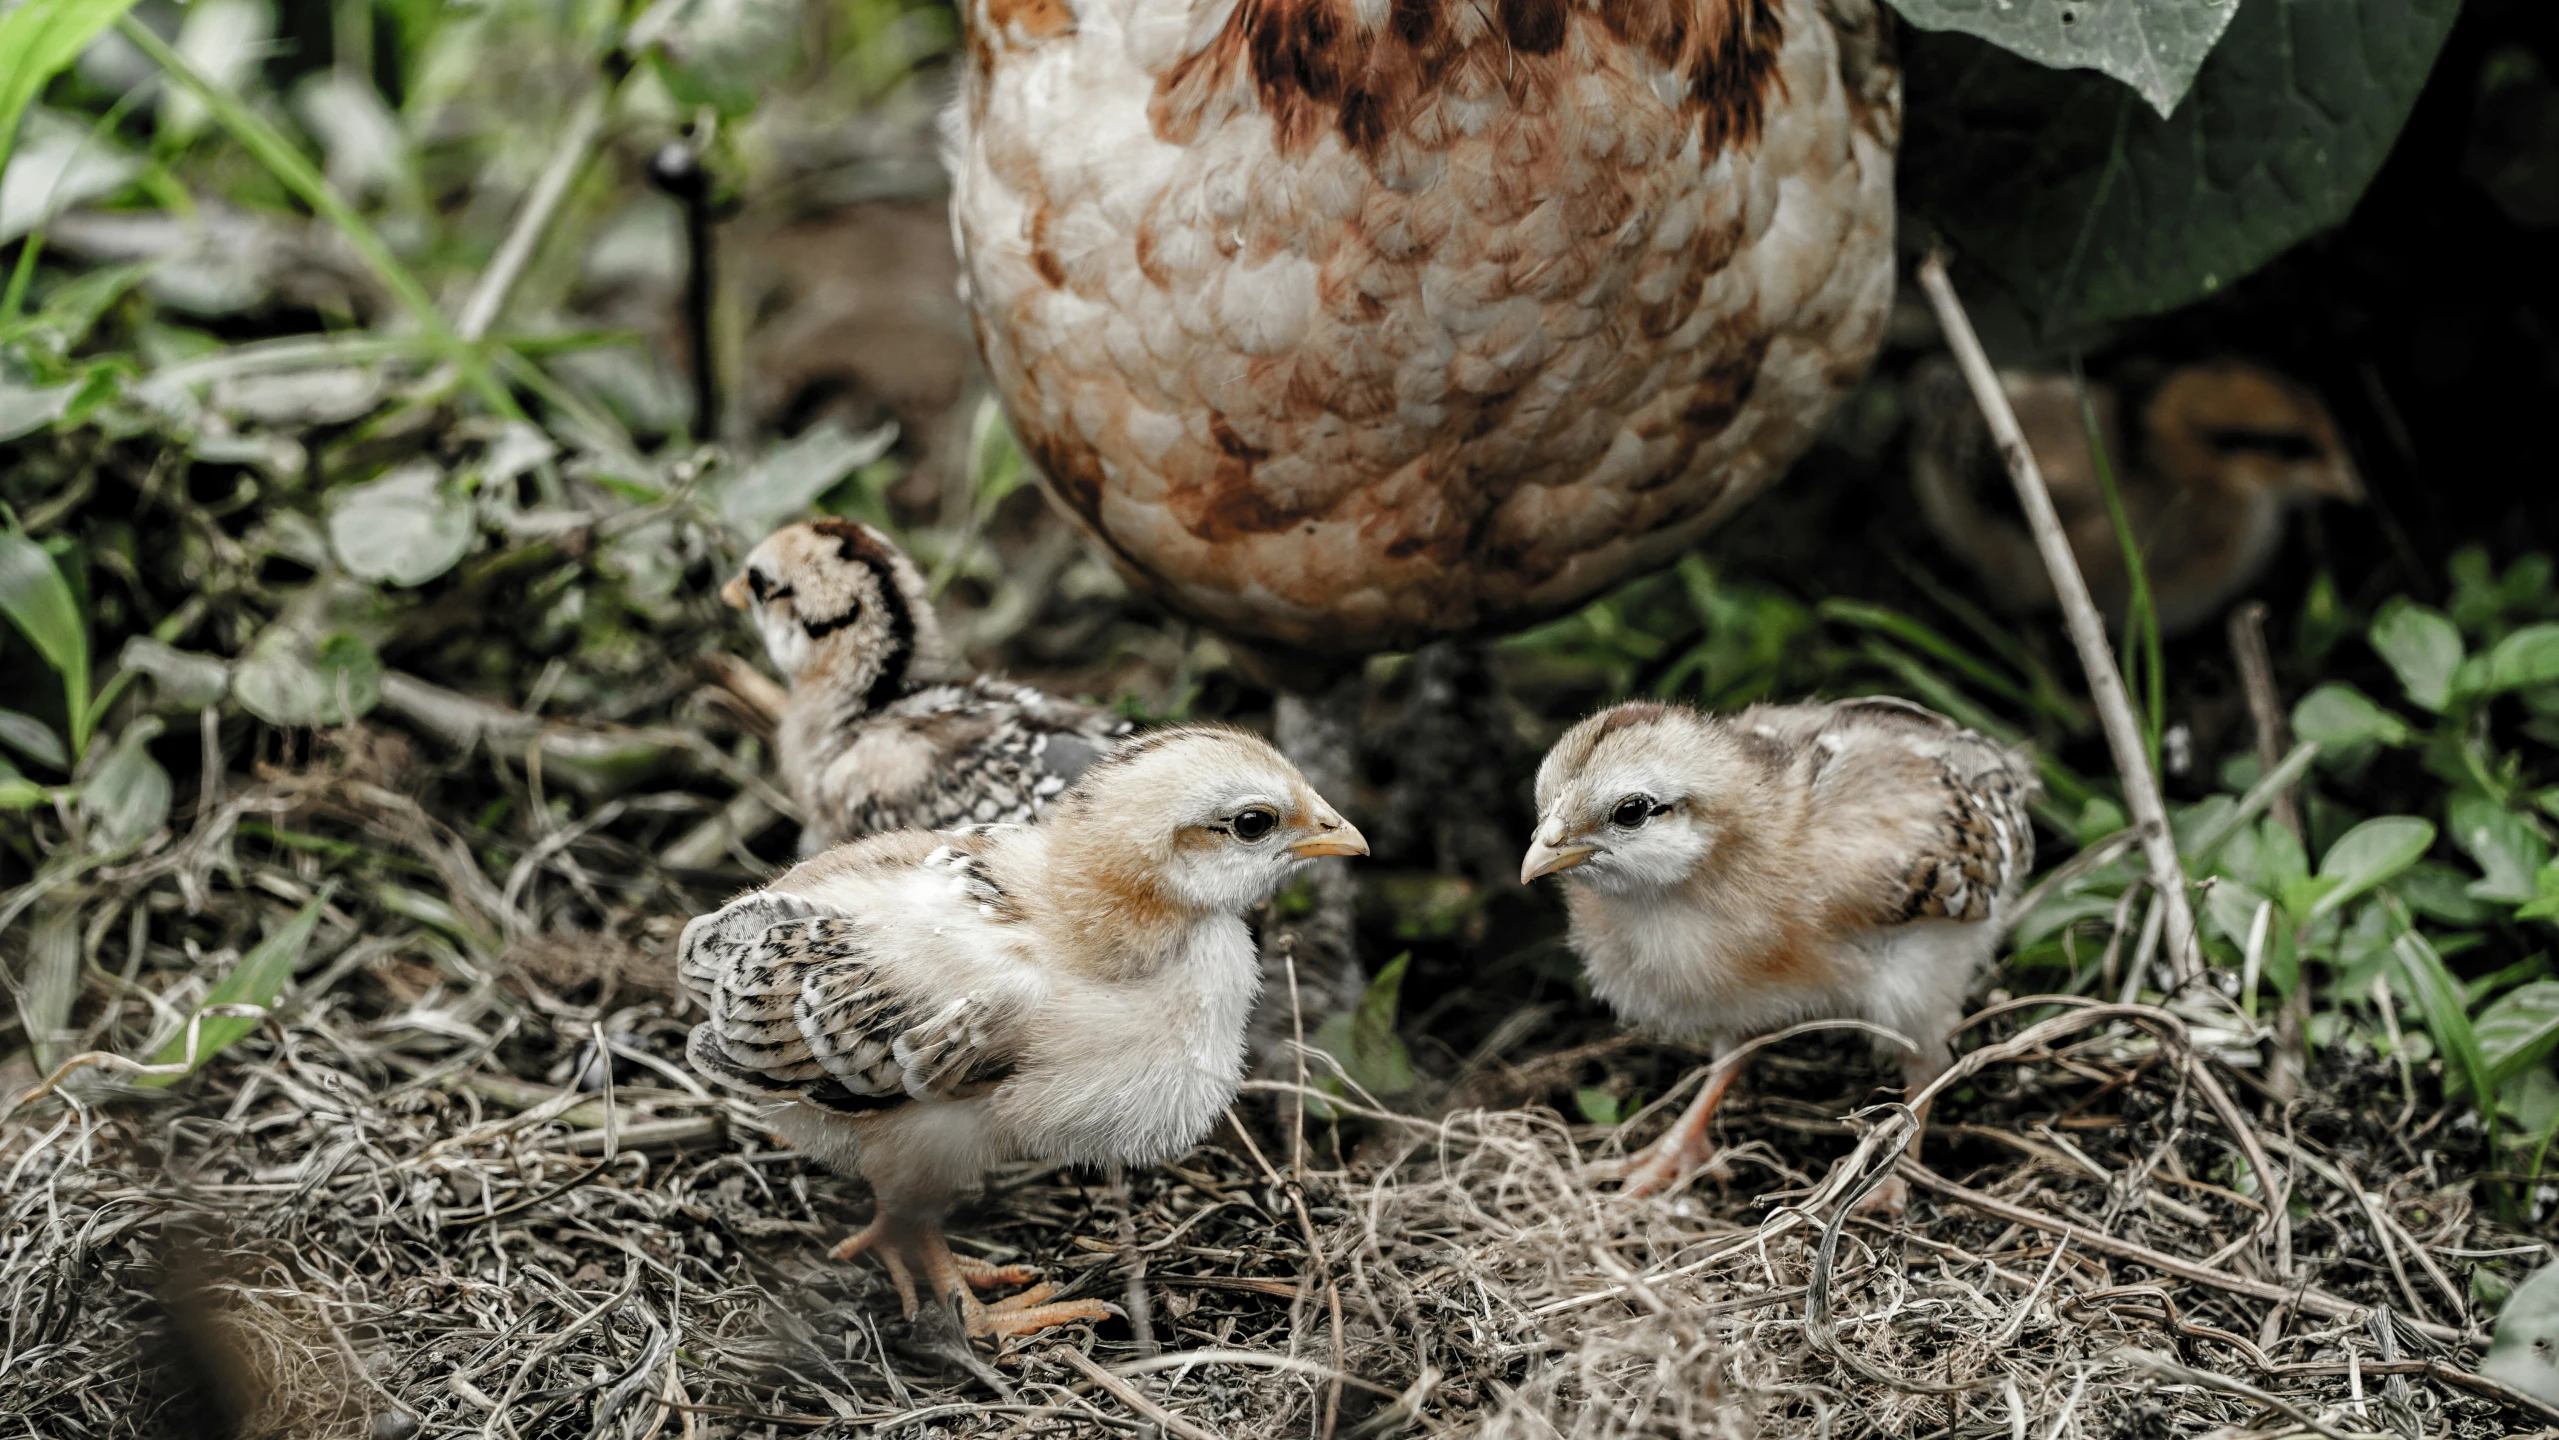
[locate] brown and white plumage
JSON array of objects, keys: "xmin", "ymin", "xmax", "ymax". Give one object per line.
[
  {"xmin": 680, "ymin": 725, "xmax": 1366, "ymax": 1336},
  {"xmin": 1909, "ymin": 357, "xmax": 2363, "ymax": 636},
  {"xmin": 950, "ymin": 0, "xmax": 1900, "ymax": 654},
  {"xmin": 1522, "ymin": 696, "xmax": 2035, "ymax": 1198},
  {"xmin": 724, "ymin": 520, "xmax": 1132, "ymax": 853}
]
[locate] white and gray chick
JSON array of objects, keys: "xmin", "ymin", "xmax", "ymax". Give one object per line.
[{"xmin": 724, "ymin": 519, "xmax": 1132, "ymax": 853}]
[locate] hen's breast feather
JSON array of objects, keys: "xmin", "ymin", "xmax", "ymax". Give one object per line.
[{"xmin": 957, "ymin": 0, "xmax": 1897, "ymax": 653}]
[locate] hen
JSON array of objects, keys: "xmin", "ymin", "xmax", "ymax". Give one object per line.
[
  {"xmin": 949, "ymin": 0, "xmax": 1901, "ymax": 656},
  {"xmin": 681, "ymin": 725, "xmax": 1366, "ymax": 1337},
  {"xmin": 725, "ymin": 520, "xmax": 1132, "ymax": 852},
  {"xmin": 1523, "ymin": 696, "xmax": 2035, "ymax": 1203}
]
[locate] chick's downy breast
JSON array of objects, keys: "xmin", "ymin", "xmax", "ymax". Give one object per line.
[{"xmin": 952, "ymin": 0, "xmax": 1898, "ymax": 653}]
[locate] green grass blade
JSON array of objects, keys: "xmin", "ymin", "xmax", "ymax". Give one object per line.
[
  {"xmin": 2076, "ymin": 367, "xmax": 2164, "ymax": 772},
  {"xmin": 2389, "ymin": 907, "xmax": 2495, "ymax": 1108},
  {"xmin": 110, "ymin": 15, "xmax": 521, "ymax": 421},
  {"xmin": 136, "ymin": 892, "xmax": 330, "ymax": 1086},
  {"xmin": 0, "ymin": 528, "xmax": 91, "ymax": 757},
  {"xmin": 0, "ymin": 0, "xmax": 144, "ymax": 179}
]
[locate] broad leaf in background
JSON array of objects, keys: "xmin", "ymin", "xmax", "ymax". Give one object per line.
[
  {"xmin": 2484, "ymin": 1264, "xmax": 2559, "ymax": 1408},
  {"xmin": 2450, "ymin": 794, "xmax": 2548, "ymax": 906},
  {"xmin": 2482, "ymin": 624, "xmax": 2559, "ymax": 696},
  {"xmin": 155, "ymin": 0, "xmax": 273, "ymax": 144},
  {"xmin": 1312, "ymin": 951, "xmax": 1418, "ymax": 1108},
  {"xmin": 116, "ymin": 635, "xmax": 232, "ymax": 711},
  {"xmin": 137, "ymin": 893, "xmax": 329, "ymax": 1087},
  {"xmin": 0, "ymin": 0, "xmax": 144, "ymax": 178},
  {"xmin": 0, "ymin": 108, "xmax": 141, "ymax": 243},
  {"xmin": 1902, "ymin": 0, "xmax": 2459, "ymax": 335},
  {"xmin": 0, "ymin": 706, "xmax": 68, "ymax": 770},
  {"xmin": 712, "ymin": 420, "xmax": 900, "ymax": 544},
  {"xmin": 0, "ymin": 528, "xmax": 94, "ymax": 756},
  {"xmin": 78, "ymin": 714, "xmax": 170, "ymax": 851},
  {"xmin": 2307, "ymin": 816, "xmax": 2434, "ymax": 923},
  {"xmin": 2370, "ymin": 600, "xmax": 2464, "ymax": 714},
  {"xmin": 328, "ymin": 461, "xmax": 475, "ymax": 586},
  {"xmin": 1884, "ymin": 0, "xmax": 2237, "ymax": 119},
  {"xmin": 2292, "ymin": 682, "xmax": 2413, "ymax": 762},
  {"xmin": 2478, "ymin": 981, "xmax": 2559, "ymax": 1091}
]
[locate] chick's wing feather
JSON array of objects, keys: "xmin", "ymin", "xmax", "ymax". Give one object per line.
[
  {"xmin": 1773, "ymin": 699, "xmax": 2039, "ymax": 929},
  {"xmin": 681, "ymin": 832, "xmax": 1043, "ymax": 1113}
]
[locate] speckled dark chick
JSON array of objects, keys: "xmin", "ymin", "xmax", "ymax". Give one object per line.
[{"xmin": 724, "ymin": 521, "xmax": 1133, "ymax": 853}]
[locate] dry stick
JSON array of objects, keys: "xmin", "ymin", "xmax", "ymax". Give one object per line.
[
  {"xmin": 2227, "ymin": 603, "xmax": 2303, "ymax": 841},
  {"xmin": 1052, "ymin": 1346, "xmax": 1228, "ymax": 1440},
  {"xmin": 1896, "ymin": 1161, "xmax": 2481, "ymax": 1349},
  {"xmin": 1916, "ymin": 252, "xmax": 2201, "ymax": 989}
]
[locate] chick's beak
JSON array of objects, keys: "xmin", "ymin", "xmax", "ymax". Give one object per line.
[
  {"xmin": 719, "ymin": 574, "xmax": 752, "ymax": 610},
  {"xmin": 1289, "ymin": 811, "xmax": 1369, "ymax": 859},
  {"xmin": 1520, "ymin": 826, "xmax": 1596, "ymax": 884}
]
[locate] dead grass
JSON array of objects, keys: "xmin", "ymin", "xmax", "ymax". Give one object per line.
[{"xmin": 4, "ymin": 799, "xmax": 2552, "ymax": 1440}]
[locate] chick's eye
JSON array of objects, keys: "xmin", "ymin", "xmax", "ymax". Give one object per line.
[
  {"xmin": 1611, "ymin": 796, "xmax": 1656, "ymax": 829},
  {"xmin": 1231, "ymin": 808, "xmax": 1278, "ymax": 842}
]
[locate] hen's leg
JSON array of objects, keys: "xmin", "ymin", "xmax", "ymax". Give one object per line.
[{"xmin": 1589, "ymin": 1059, "xmax": 1745, "ymax": 1199}]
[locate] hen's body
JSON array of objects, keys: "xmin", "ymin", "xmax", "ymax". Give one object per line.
[{"xmin": 951, "ymin": 0, "xmax": 1900, "ymax": 653}]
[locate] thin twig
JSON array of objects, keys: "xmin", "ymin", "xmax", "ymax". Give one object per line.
[
  {"xmin": 458, "ymin": 88, "xmax": 610, "ymax": 342},
  {"xmin": 1916, "ymin": 251, "xmax": 2201, "ymax": 989},
  {"xmin": 2228, "ymin": 602, "xmax": 2303, "ymax": 841},
  {"xmin": 1052, "ymin": 1346, "xmax": 1227, "ymax": 1440}
]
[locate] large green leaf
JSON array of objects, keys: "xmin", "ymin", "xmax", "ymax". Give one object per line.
[
  {"xmin": 2484, "ymin": 1264, "xmax": 2559, "ymax": 1407},
  {"xmin": 1311, "ymin": 951, "xmax": 1417, "ymax": 1103},
  {"xmin": 0, "ymin": 528, "xmax": 92, "ymax": 755},
  {"xmin": 2450, "ymin": 794, "xmax": 2549, "ymax": 906},
  {"xmin": 2482, "ymin": 625, "xmax": 2559, "ymax": 696},
  {"xmin": 2479, "ymin": 982, "xmax": 2559, "ymax": 1092},
  {"xmin": 2308, "ymin": 816, "xmax": 2435, "ymax": 923},
  {"xmin": 0, "ymin": 0, "xmax": 145, "ymax": 179},
  {"xmin": 328, "ymin": 462, "xmax": 476, "ymax": 587},
  {"xmin": 2291, "ymin": 683, "xmax": 2413, "ymax": 756},
  {"xmin": 1902, "ymin": 0, "xmax": 2459, "ymax": 334},
  {"xmin": 2370, "ymin": 600, "xmax": 2465, "ymax": 714},
  {"xmin": 1883, "ymin": 0, "xmax": 2236, "ymax": 119},
  {"xmin": 138, "ymin": 894, "xmax": 329, "ymax": 1087}
]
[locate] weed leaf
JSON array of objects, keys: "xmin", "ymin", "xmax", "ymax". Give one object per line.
[{"xmin": 138, "ymin": 893, "xmax": 330, "ymax": 1087}]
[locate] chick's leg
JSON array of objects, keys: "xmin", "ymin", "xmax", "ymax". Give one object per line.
[
  {"xmin": 910, "ymin": 1228, "xmax": 1115, "ymax": 1340},
  {"xmin": 1590, "ymin": 1059, "xmax": 1744, "ymax": 1199}
]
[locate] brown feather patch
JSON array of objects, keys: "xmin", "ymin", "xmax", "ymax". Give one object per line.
[{"xmin": 1150, "ymin": 0, "xmax": 1788, "ymax": 162}]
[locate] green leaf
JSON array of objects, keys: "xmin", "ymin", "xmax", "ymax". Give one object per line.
[
  {"xmin": 0, "ymin": 706, "xmax": 67, "ymax": 771},
  {"xmin": 116, "ymin": 635, "xmax": 231, "ymax": 711},
  {"xmin": 2484, "ymin": 1264, "xmax": 2559, "ymax": 1408},
  {"xmin": 2310, "ymin": 817, "xmax": 2435, "ymax": 922},
  {"xmin": 2519, "ymin": 862, "xmax": 2559, "ymax": 924},
  {"xmin": 137, "ymin": 893, "xmax": 329, "ymax": 1087},
  {"xmin": 1312, "ymin": 951, "xmax": 1417, "ymax": 1101},
  {"xmin": 2482, "ymin": 625, "xmax": 2559, "ymax": 696},
  {"xmin": 712, "ymin": 421, "xmax": 901, "ymax": 543},
  {"xmin": 78, "ymin": 716, "xmax": 169, "ymax": 851},
  {"xmin": 0, "ymin": 377, "xmax": 77, "ymax": 442},
  {"xmin": 0, "ymin": 0, "xmax": 145, "ymax": 180},
  {"xmin": 2450, "ymin": 794, "xmax": 2549, "ymax": 906},
  {"xmin": 2369, "ymin": 600, "xmax": 2465, "ymax": 713},
  {"xmin": 1574, "ymin": 1088, "xmax": 1624, "ymax": 1127},
  {"xmin": 233, "ymin": 621, "xmax": 383, "ymax": 728},
  {"xmin": 1882, "ymin": 0, "xmax": 2237, "ymax": 118},
  {"xmin": 2397, "ymin": 861, "xmax": 2500, "ymax": 927},
  {"xmin": 2292, "ymin": 683, "xmax": 2413, "ymax": 755},
  {"xmin": 2391, "ymin": 920, "xmax": 2493, "ymax": 1108},
  {"xmin": 1902, "ymin": 0, "xmax": 2458, "ymax": 332},
  {"xmin": 2479, "ymin": 982, "xmax": 2559, "ymax": 1091},
  {"xmin": 0, "ymin": 529, "xmax": 91, "ymax": 756},
  {"xmin": 327, "ymin": 462, "xmax": 476, "ymax": 587}
]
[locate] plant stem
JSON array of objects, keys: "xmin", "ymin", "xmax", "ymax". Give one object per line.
[
  {"xmin": 457, "ymin": 87, "xmax": 609, "ymax": 343},
  {"xmin": 1916, "ymin": 251, "xmax": 2202, "ymax": 990}
]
